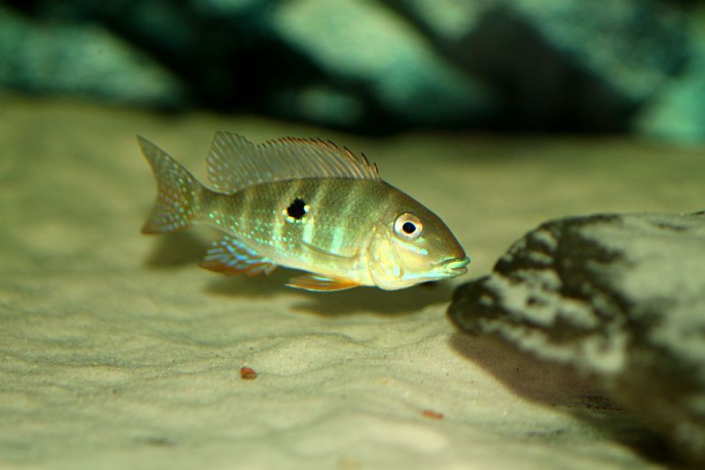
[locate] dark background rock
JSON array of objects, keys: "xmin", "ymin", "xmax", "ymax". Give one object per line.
[
  {"xmin": 1, "ymin": 0, "xmax": 704, "ymax": 141},
  {"xmin": 390, "ymin": 0, "xmax": 692, "ymax": 133},
  {"xmin": 448, "ymin": 211, "xmax": 705, "ymax": 466}
]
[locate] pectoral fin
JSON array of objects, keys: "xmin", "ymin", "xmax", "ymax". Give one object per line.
[
  {"xmin": 286, "ymin": 274, "xmax": 360, "ymax": 292},
  {"xmin": 201, "ymin": 236, "xmax": 277, "ymax": 277}
]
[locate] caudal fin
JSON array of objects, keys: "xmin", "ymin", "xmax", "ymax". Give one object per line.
[{"xmin": 138, "ymin": 135, "xmax": 202, "ymax": 234}]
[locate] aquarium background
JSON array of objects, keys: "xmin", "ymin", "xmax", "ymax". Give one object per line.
[{"xmin": 1, "ymin": 0, "xmax": 704, "ymax": 141}]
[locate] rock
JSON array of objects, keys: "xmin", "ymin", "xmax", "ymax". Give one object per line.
[
  {"xmin": 393, "ymin": 0, "xmax": 692, "ymax": 133},
  {"xmin": 634, "ymin": 6, "xmax": 705, "ymax": 144},
  {"xmin": 270, "ymin": 0, "xmax": 495, "ymax": 128},
  {"xmin": 1, "ymin": 0, "xmax": 703, "ymax": 140},
  {"xmin": 0, "ymin": 0, "xmax": 296, "ymax": 113},
  {"xmin": 511, "ymin": 0, "xmax": 689, "ymax": 102},
  {"xmin": 0, "ymin": 0, "xmax": 495, "ymax": 130},
  {"xmin": 0, "ymin": 4, "xmax": 187, "ymax": 108},
  {"xmin": 448, "ymin": 211, "xmax": 705, "ymax": 466}
]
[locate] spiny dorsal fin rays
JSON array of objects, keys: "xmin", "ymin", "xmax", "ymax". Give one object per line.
[{"xmin": 206, "ymin": 131, "xmax": 380, "ymax": 193}]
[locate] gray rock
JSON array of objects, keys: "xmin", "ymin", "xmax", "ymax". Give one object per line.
[{"xmin": 448, "ymin": 211, "xmax": 705, "ymax": 466}]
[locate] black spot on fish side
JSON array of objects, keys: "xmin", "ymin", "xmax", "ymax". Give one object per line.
[{"xmin": 286, "ymin": 198, "xmax": 307, "ymax": 220}]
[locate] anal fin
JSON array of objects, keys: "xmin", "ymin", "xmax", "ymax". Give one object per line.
[
  {"xmin": 201, "ymin": 236, "xmax": 277, "ymax": 277},
  {"xmin": 286, "ymin": 274, "xmax": 359, "ymax": 292}
]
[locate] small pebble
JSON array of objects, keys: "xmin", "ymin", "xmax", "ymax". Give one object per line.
[
  {"xmin": 240, "ymin": 366, "xmax": 257, "ymax": 380},
  {"xmin": 422, "ymin": 409, "xmax": 444, "ymax": 420}
]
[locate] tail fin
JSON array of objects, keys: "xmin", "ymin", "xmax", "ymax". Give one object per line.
[{"xmin": 138, "ymin": 136, "xmax": 202, "ymax": 234}]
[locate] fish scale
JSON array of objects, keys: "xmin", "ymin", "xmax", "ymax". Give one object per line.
[
  {"xmin": 213, "ymin": 179, "xmax": 379, "ymax": 273},
  {"xmin": 138, "ymin": 132, "xmax": 469, "ymax": 291}
]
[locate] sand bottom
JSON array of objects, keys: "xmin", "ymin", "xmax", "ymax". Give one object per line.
[{"xmin": 2, "ymin": 96, "xmax": 703, "ymax": 469}]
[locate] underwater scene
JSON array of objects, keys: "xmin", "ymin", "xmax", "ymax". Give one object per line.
[{"xmin": 2, "ymin": 1, "xmax": 705, "ymax": 468}]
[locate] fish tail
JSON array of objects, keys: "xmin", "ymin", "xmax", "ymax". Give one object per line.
[{"xmin": 138, "ymin": 136, "xmax": 203, "ymax": 234}]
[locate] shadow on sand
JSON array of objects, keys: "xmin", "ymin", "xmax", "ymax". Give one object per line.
[
  {"xmin": 448, "ymin": 332, "xmax": 673, "ymax": 465},
  {"xmin": 204, "ymin": 265, "xmax": 455, "ymax": 317},
  {"xmin": 143, "ymin": 231, "xmax": 456, "ymax": 316}
]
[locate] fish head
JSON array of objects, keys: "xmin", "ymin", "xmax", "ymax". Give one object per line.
[{"xmin": 368, "ymin": 198, "xmax": 470, "ymax": 290}]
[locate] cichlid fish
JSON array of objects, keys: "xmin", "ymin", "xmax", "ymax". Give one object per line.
[{"xmin": 139, "ymin": 132, "xmax": 469, "ymax": 292}]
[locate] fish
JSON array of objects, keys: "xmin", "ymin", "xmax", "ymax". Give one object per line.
[{"xmin": 138, "ymin": 132, "xmax": 470, "ymax": 292}]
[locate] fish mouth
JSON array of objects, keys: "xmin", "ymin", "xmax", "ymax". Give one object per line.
[{"xmin": 439, "ymin": 256, "xmax": 471, "ymax": 276}]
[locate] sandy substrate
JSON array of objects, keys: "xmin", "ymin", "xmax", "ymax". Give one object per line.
[{"xmin": 1, "ymin": 96, "xmax": 703, "ymax": 469}]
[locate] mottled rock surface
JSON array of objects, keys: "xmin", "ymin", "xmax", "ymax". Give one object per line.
[{"xmin": 449, "ymin": 211, "xmax": 705, "ymax": 466}]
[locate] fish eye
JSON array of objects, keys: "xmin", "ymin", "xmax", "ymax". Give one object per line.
[{"xmin": 394, "ymin": 213, "xmax": 423, "ymax": 240}]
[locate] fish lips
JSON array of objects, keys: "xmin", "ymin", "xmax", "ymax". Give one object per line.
[{"xmin": 438, "ymin": 256, "xmax": 471, "ymax": 276}]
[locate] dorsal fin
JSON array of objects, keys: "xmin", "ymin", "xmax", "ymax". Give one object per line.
[{"xmin": 206, "ymin": 131, "xmax": 380, "ymax": 193}]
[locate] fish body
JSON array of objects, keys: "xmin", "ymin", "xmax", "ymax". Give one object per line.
[{"xmin": 139, "ymin": 132, "xmax": 469, "ymax": 291}]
